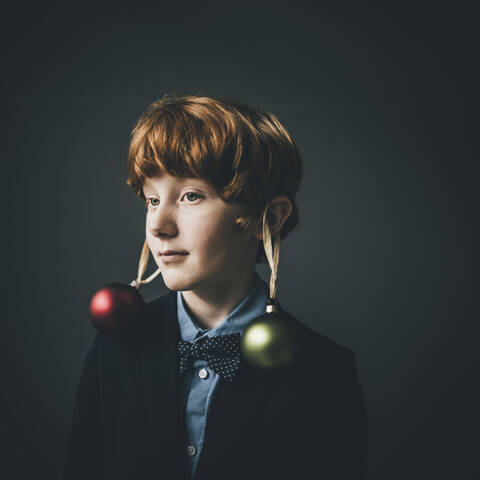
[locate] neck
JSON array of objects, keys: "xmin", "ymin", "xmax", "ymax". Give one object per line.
[{"xmin": 181, "ymin": 269, "xmax": 257, "ymax": 330}]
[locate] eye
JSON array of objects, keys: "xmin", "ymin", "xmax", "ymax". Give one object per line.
[
  {"xmin": 144, "ymin": 192, "xmax": 203, "ymax": 209},
  {"xmin": 145, "ymin": 197, "xmax": 159, "ymax": 208},
  {"xmin": 182, "ymin": 192, "xmax": 203, "ymax": 202}
]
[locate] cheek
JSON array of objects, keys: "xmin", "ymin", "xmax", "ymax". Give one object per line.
[
  {"xmin": 196, "ymin": 224, "xmax": 226, "ymax": 256},
  {"xmin": 191, "ymin": 217, "xmax": 234, "ymax": 253},
  {"xmin": 197, "ymin": 220, "xmax": 245, "ymax": 263}
]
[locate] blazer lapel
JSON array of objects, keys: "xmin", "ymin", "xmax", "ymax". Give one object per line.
[{"xmin": 138, "ymin": 290, "xmax": 186, "ymax": 478}]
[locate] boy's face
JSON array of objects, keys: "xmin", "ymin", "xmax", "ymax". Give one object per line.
[{"xmin": 142, "ymin": 173, "xmax": 259, "ymax": 293}]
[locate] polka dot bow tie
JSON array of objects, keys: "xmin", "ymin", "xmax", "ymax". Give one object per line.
[{"xmin": 178, "ymin": 333, "xmax": 242, "ymax": 381}]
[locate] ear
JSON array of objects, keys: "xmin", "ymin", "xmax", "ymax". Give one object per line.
[{"xmin": 252, "ymin": 196, "xmax": 293, "ymax": 240}]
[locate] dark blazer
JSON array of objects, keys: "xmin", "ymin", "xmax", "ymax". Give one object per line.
[{"xmin": 63, "ymin": 289, "xmax": 368, "ymax": 480}]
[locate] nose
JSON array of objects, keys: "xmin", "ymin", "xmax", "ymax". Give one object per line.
[{"xmin": 146, "ymin": 202, "xmax": 178, "ymax": 238}]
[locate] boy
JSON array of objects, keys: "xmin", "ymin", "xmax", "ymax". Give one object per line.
[{"xmin": 63, "ymin": 93, "xmax": 368, "ymax": 479}]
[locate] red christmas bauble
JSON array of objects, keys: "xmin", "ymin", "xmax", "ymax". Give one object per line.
[{"xmin": 89, "ymin": 283, "xmax": 147, "ymax": 339}]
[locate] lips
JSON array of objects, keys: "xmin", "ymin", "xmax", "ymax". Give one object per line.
[
  {"xmin": 159, "ymin": 251, "xmax": 189, "ymax": 264},
  {"xmin": 160, "ymin": 250, "xmax": 188, "ymax": 256}
]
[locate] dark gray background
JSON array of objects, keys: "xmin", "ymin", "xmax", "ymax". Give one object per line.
[{"xmin": 2, "ymin": 2, "xmax": 477, "ymax": 479}]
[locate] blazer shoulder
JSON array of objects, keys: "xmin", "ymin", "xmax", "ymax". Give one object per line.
[
  {"xmin": 308, "ymin": 327, "xmax": 356, "ymax": 361},
  {"xmin": 282, "ymin": 307, "xmax": 358, "ymax": 372},
  {"xmin": 145, "ymin": 289, "xmax": 176, "ymax": 314}
]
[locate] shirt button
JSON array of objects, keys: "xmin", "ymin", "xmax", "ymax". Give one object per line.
[
  {"xmin": 186, "ymin": 445, "xmax": 197, "ymax": 456},
  {"xmin": 198, "ymin": 368, "xmax": 209, "ymax": 379}
]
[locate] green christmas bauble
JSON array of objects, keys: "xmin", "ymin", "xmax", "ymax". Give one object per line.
[{"xmin": 240, "ymin": 305, "xmax": 302, "ymax": 369}]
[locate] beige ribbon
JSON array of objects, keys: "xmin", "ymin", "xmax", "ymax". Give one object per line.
[
  {"xmin": 131, "ymin": 239, "xmax": 162, "ymax": 289},
  {"xmin": 262, "ymin": 202, "xmax": 281, "ymax": 302}
]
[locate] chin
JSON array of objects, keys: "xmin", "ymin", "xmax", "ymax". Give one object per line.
[{"xmin": 161, "ymin": 271, "xmax": 198, "ymax": 292}]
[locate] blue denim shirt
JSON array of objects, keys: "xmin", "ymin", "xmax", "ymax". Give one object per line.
[{"xmin": 177, "ymin": 271, "xmax": 269, "ymax": 479}]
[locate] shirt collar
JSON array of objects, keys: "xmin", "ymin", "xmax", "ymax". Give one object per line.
[{"xmin": 177, "ymin": 271, "xmax": 269, "ymax": 342}]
